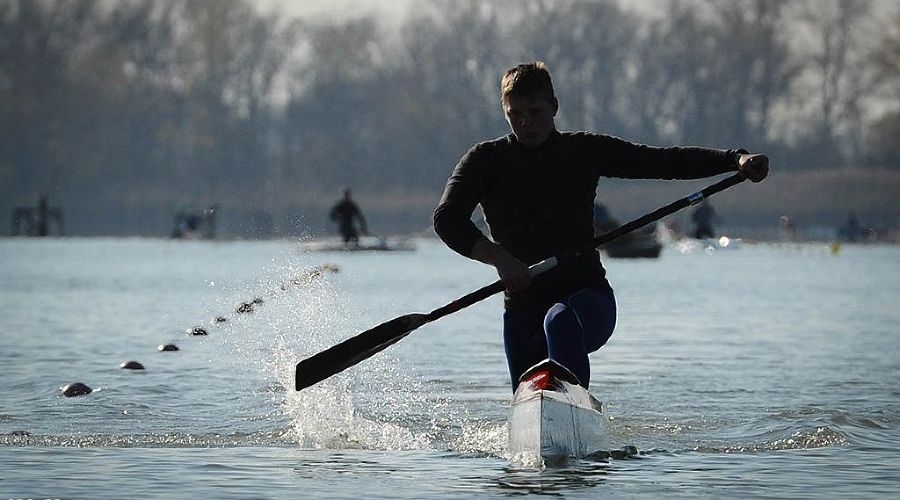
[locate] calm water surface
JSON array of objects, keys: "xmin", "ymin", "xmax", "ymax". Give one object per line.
[{"xmin": 1, "ymin": 237, "xmax": 898, "ymax": 499}]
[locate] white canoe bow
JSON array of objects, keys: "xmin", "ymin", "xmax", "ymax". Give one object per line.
[{"xmin": 508, "ymin": 359, "xmax": 610, "ymax": 463}]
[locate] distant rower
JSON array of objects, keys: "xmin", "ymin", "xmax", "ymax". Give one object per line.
[
  {"xmin": 329, "ymin": 188, "xmax": 368, "ymax": 244},
  {"xmin": 690, "ymin": 201, "xmax": 719, "ymax": 239}
]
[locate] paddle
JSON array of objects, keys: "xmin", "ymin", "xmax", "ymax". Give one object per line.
[{"xmin": 295, "ymin": 172, "xmax": 747, "ymax": 391}]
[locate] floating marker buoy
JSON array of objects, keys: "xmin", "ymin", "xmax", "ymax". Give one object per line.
[
  {"xmin": 158, "ymin": 344, "xmax": 179, "ymax": 352},
  {"xmin": 120, "ymin": 361, "xmax": 145, "ymax": 370},
  {"xmin": 187, "ymin": 326, "xmax": 208, "ymax": 336},
  {"xmin": 61, "ymin": 382, "xmax": 92, "ymax": 397}
]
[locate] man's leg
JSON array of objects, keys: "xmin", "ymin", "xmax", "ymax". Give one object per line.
[
  {"xmin": 503, "ymin": 310, "xmax": 548, "ymax": 392},
  {"xmin": 543, "ymin": 287, "xmax": 617, "ymax": 387}
]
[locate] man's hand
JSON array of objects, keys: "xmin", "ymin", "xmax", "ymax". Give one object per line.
[
  {"xmin": 738, "ymin": 153, "xmax": 769, "ymax": 182},
  {"xmin": 471, "ymin": 237, "xmax": 532, "ymax": 292},
  {"xmin": 493, "ymin": 252, "xmax": 532, "ymax": 292}
]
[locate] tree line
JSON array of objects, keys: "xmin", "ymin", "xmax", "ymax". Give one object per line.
[{"xmin": 1, "ymin": 0, "xmax": 897, "ymax": 236}]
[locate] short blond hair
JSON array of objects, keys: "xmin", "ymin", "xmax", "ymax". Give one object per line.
[{"xmin": 500, "ymin": 62, "xmax": 556, "ymax": 103}]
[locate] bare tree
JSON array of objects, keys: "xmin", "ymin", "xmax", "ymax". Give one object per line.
[
  {"xmin": 867, "ymin": 13, "xmax": 900, "ymax": 166},
  {"xmin": 281, "ymin": 16, "xmax": 387, "ymax": 190},
  {"xmin": 0, "ymin": 0, "xmax": 101, "ymax": 203},
  {"xmin": 508, "ymin": 0, "xmax": 640, "ymax": 135},
  {"xmin": 792, "ymin": 0, "xmax": 879, "ymax": 164}
]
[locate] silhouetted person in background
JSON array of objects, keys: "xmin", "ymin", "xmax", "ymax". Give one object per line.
[
  {"xmin": 330, "ymin": 188, "xmax": 368, "ymax": 243},
  {"xmin": 780, "ymin": 215, "xmax": 797, "ymax": 241},
  {"xmin": 690, "ymin": 201, "xmax": 718, "ymax": 239},
  {"xmin": 838, "ymin": 211, "xmax": 862, "ymax": 242}
]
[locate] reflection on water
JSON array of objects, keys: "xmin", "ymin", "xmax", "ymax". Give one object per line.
[
  {"xmin": 493, "ymin": 462, "xmax": 612, "ymax": 495},
  {"xmin": 491, "ymin": 449, "xmax": 644, "ymax": 496}
]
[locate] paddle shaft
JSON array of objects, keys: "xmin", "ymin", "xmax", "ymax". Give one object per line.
[
  {"xmin": 295, "ymin": 172, "xmax": 746, "ymax": 390},
  {"xmin": 424, "ymin": 172, "xmax": 747, "ymax": 324}
]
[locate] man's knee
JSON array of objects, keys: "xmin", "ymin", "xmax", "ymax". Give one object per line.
[
  {"xmin": 549, "ymin": 290, "xmax": 615, "ymax": 353},
  {"xmin": 544, "ymin": 302, "xmax": 577, "ymax": 334}
]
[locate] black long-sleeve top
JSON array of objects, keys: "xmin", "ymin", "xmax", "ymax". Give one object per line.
[{"xmin": 433, "ymin": 130, "xmax": 742, "ymax": 312}]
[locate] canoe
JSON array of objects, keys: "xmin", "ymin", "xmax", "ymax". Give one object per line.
[
  {"xmin": 508, "ymin": 359, "xmax": 610, "ymax": 463},
  {"xmin": 601, "ymin": 236, "xmax": 662, "ymax": 258},
  {"xmin": 599, "ymin": 225, "xmax": 662, "ymax": 258}
]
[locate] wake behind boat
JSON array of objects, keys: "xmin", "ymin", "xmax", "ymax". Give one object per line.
[
  {"xmin": 674, "ymin": 235, "xmax": 743, "ymax": 254},
  {"xmin": 508, "ymin": 359, "xmax": 610, "ymax": 464},
  {"xmin": 298, "ymin": 236, "xmax": 416, "ymax": 253}
]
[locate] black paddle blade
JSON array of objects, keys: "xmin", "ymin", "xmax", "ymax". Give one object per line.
[{"xmin": 295, "ymin": 313, "xmax": 429, "ymax": 391}]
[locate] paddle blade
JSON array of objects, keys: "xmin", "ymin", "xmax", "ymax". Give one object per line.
[{"xmin": 295, "ymin": 313, "xmax": 429, "ymax": 391}]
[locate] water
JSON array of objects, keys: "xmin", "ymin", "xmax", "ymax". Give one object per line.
[{"xmin": 1, "ymin": 237, "xmax": 898, "ymax": 499}]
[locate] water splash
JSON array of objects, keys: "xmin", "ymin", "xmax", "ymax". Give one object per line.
[
  {"xmin": 217, "ymin": 255, "xmax": 456, "ymax": 453},
  {"xmin": 693, "ymin": 425, "xmax": 850, "ymax": 454},
  {"xmin": 764, "ymin": 426, "xmax": 848, "ymax": 450},
  {"xmin": 453, "ymin": 419, "xmax": 508, "ymax": 457}
]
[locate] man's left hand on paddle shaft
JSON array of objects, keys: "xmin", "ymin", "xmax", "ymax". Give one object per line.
[{"xmin": 738, "ymin": 153, "xmax": 769, "ymax": 182}]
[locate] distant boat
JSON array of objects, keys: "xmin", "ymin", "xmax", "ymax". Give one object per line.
[
  {"xmin": 170, "ymin": 206, "xmax": 217, "ymax": 240},
  {"xmin": 599, "ymin": 225, "xmax": 662, "ymax": 259},
  {"xmin": 594, "ymin": 203, "xmax": 662, "ymax": 258},
  {"xmin": 298, "ymin": 236, "xmax": 416, "ymax": 253}
]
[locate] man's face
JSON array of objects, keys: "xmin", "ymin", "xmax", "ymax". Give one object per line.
[{"xmin": 503, "ymin": 92, "xmax": 558, "ymax": 148}]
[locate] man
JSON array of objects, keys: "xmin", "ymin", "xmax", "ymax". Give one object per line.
[
  {"xmin": 433, "ymin": 62, "xmax": 768, "ymax": 391},
  {"xmin": 330, "ymin": 188, "xmax": 368, "ymax": 243},
  {"xmin": 690, "ymin": 201, "xmax": 718, "ymax": 239}
]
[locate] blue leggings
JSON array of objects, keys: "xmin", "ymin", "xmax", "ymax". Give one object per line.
[{"xmin": 503, "ymin": 287, "xmax": 617, "ymax": 390}]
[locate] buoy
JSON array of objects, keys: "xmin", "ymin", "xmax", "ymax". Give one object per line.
[
  {"xmin": 187, "ymin": 326, "xmax": 208, "ymax": 336},
  {"xmin": 158, "ymin": 344, "xmax": 179, "ymax": 352},
  {"xmin": 61, "ymin": 382, "xmax": 92, "ymax": 397},
  {"xmin": 120, "ymin": 361, "xmax": 145, "ymax": 370}
]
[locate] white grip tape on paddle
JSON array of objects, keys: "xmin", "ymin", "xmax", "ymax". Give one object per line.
[
  {"xmin": 688, "ymin": 192, "xmax": 705, "ymax": 205},
  {"xmin": 528, "ymin": 257, "xmax": 558, "ymax": 277}
]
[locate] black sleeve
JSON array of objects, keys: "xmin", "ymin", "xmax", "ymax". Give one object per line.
[
  {"xmin": 590, "ymin": 134, "xmax": 742, "ymax": 180},
  {"xmin": 433, "ymin": 145, "xmax": 489, "ymax": 258}
]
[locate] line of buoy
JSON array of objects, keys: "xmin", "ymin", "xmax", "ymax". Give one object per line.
[
  {"xmin": 187, "ymin": 326, "xmax": 208, "ymax": 336},
  {"xmin": 59, "ymin": 264, "xmax": 340, "ymax": 397}
]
